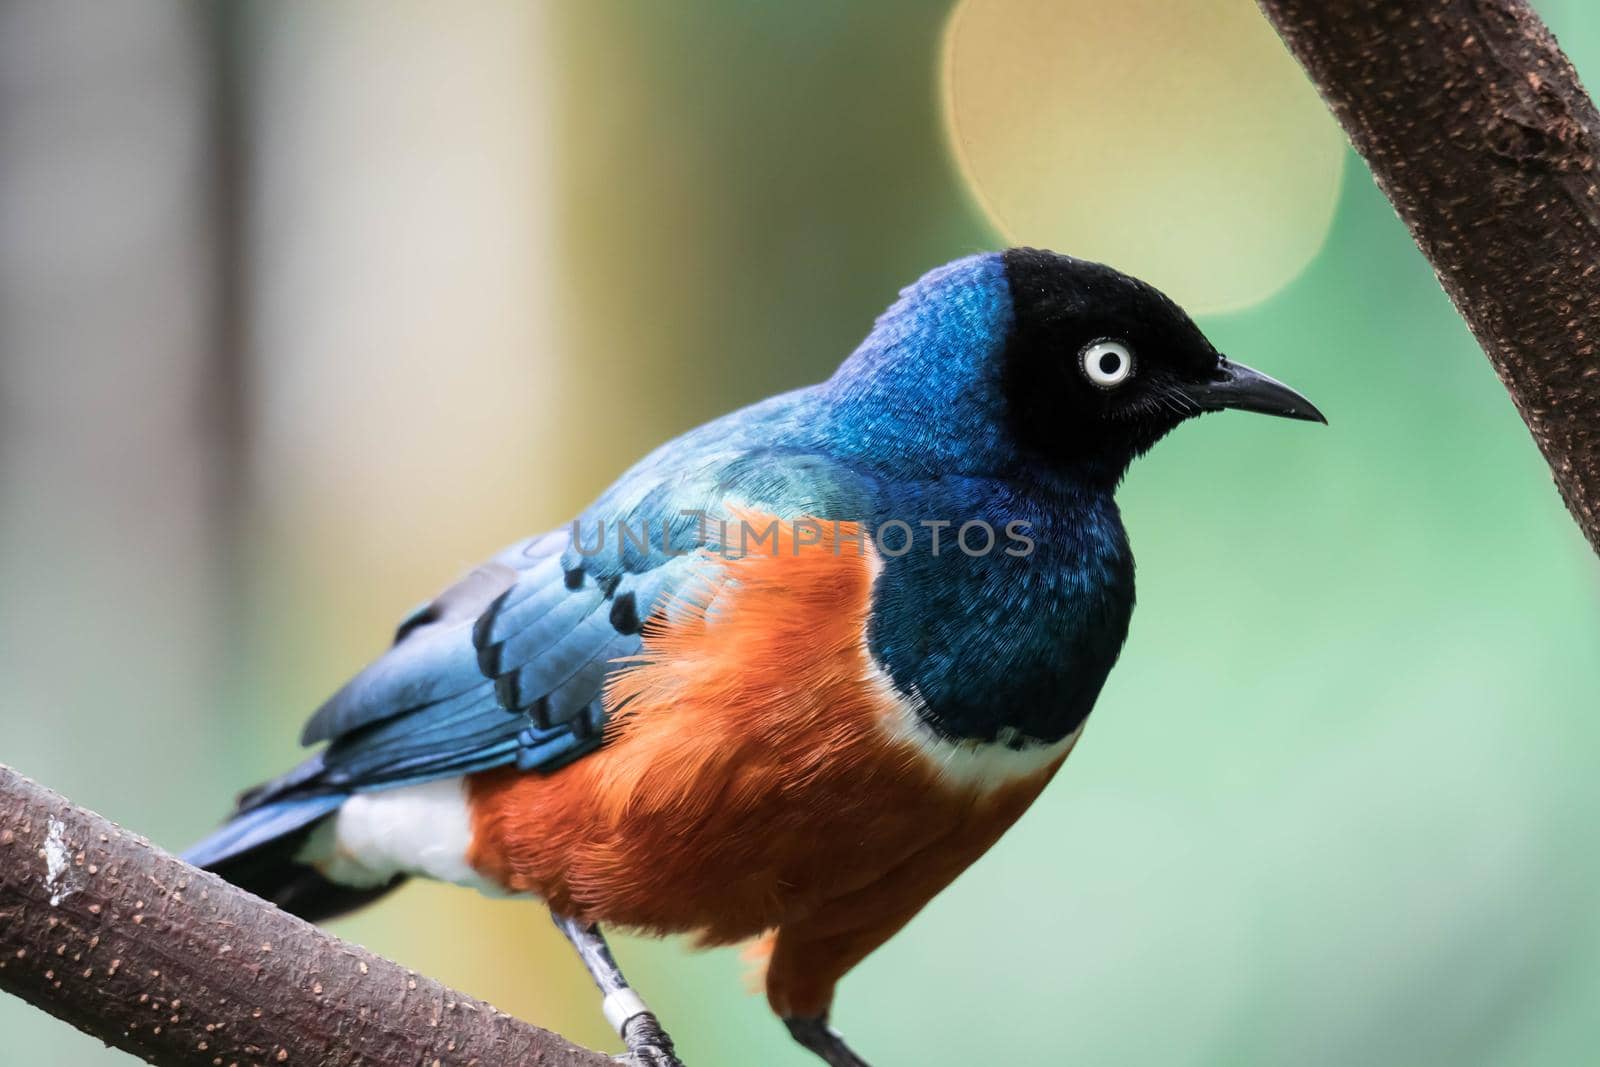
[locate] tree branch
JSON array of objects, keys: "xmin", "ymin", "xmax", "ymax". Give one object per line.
[
  {"xmin": 0, "ymin": 765, "xmax": 612, "ymax": 1067},
  {"xmin": 1258, "ymin": 0, "xmax": 1600, "ymax": 554}
]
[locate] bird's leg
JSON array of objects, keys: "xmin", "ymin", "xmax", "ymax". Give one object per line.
[
  {"xmin": 783, "ymin": 1015, "xmax": 871, "ymax": 1067},
  {"xmin": 765, "ymin": 918, "xmax": 893, "ymax": 1067},
  {"xmin": 551, "ymin": 912, "xmax": 682, "ymax": 1067}
]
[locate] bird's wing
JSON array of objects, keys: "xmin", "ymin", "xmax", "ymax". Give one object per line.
[{"xmin": 287, "ymin": 447, "xmax": 875, "ymax": 797}]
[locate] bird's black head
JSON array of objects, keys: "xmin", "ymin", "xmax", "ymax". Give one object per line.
[{"xmin": 999, "ymin": 247, "xmax": 1324, "ymax": 482}]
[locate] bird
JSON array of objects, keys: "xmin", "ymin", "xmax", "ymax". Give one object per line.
[{"xmin": 184, "ymin": 247, "xmax": 1324, "ymax": 1067}]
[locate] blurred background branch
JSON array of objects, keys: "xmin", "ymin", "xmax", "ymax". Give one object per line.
[
  {"xmin": 0, "ymin": 765, "xmax": 612, "ymax": 1067},
  {"xmin": 1259, "ymin": 0, "xmax": 1600, "ymax": 555}
]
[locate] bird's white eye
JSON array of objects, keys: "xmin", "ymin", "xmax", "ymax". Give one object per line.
[{"xmin": 1081, "ymin": 339, "xmax": 1134, "ymax": 387}]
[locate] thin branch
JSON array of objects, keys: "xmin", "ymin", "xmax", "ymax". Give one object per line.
[
  {"xmin": 0, "ymin": 765, "xmax": 612, "ymax": 1067},
  {"xmin": 1258, "ymin": 0, "xmax": 1600, "ymax": 554}
]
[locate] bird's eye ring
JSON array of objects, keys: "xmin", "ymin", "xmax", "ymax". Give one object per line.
[{"xmin": 1081, "ymin": 340, "xmax": 1134, "ymax": 388}]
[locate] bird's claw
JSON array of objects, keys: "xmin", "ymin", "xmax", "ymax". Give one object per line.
[
  {"xmin": 616, "ymin": 1044, "xmax": 683, "ymax": 1067},
  {"xmin": 618, "ymin": 1012, "xmax": 683, "ymax": 1067},
  {"xmin": 784, "ymin": 1014, "xmax": 871, "ymax": 1067}
]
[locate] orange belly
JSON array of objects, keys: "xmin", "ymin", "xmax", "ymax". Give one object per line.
[{"xmin": 466, "ymin": 518, "xmax": 1070, "ymax": 949}]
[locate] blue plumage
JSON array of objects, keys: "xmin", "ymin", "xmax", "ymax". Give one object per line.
[{"xmin": 818, "ymin": 252, "xmax": 1017, "ymax": 473}]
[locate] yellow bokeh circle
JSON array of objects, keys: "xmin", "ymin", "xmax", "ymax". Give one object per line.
[{"xmin": 943, "ymin": 0, "xmax": 1346, "ymax": 314}]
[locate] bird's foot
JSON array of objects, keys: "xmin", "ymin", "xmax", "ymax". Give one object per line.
[
  {"xmin": 618, "ymin": 1012, "xmax": 684, "ymax": 1067},
  {"xmin": 784, "ymin": 1015, "xmax": 871, "ymax": 1067},
  {"xmin": 613, "ymin": 1050, "xmax": 680, "ymax": 1067}
]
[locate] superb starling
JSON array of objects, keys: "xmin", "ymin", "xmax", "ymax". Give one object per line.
[{"xmin": 187, "ymin": 248, "xmax": 1323, "ymax": 1066}]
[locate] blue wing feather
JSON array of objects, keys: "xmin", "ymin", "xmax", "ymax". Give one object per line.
[
  {"xmin": 188, "ymin": 389, "xmax": 890, "ymax": 874},
  {"xmin": 493, "ymin": 586, "xmax": 606, "ymax": 674},
  {"xmin": 245, "ymin": 387, "xmax": 877, "ymax": 825},
  {"xmin": 183, "ymin": 793, "xmax": 345, "ymax": 869},
  {"xmin": 477, "ymin": 554, "xmax": 574, "ymax": 647}
]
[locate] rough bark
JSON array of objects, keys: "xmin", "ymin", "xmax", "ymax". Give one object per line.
[
  {"xmin": 0, "ymin": 765, "xmax": 611, "ymax": 1067},
  {"xmin": 1258, "ymin": 0, "xmax": 1600, "ymax": 554}
]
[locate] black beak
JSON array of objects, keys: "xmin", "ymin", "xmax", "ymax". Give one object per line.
[{"xmin": 1180, "ymin": 357, "xmax": 1327, "ymax": 424}]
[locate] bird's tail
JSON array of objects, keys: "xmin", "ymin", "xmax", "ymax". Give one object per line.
[{"xmin": 182, "ymin": 757, "xmax": 407, "ymax": 923}]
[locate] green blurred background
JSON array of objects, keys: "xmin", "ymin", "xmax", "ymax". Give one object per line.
[{"xmin": 3, "ymin": 2, "xmax": 1599, "ymax": 1064}]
